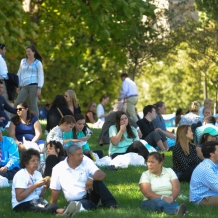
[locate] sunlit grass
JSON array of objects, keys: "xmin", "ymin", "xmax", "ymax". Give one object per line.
[{"xmin": 1, "ymin": 124, "xmax": 216, "ymax": 217}]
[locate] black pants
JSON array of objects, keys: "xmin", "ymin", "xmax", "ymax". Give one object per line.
[
  {"xmin": 44, "ymin": 155, "xmax": 65, "ymax": 177},
  {"xmin": 144, "ymin": 131, "xmax": 167, "ymax": 148},
  {"xmin": 176, "ymin": 167, "xmax": 195, "ymax": 182},
  {"xmin": 13, "ymin": 201, "xmax": 58, "ymax": 214},
  {"xmin": 111, "ymin": 141, "xmax": 149, "ymax": 160},
  {"xmin": 0, "ymin": 167, "xmax": 20, "ymax": 180},
  {"xmin": 78, "ymin": 181, "xmax": 117, "ymax": 210},
  {"xmin": 84, "ymin": 150, "xmax": 104, "ymax": 160}
]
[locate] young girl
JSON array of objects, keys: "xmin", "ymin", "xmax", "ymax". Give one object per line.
[{"xmin": 64, "ymin": 114, "xmax": 103, "ymax": 160}]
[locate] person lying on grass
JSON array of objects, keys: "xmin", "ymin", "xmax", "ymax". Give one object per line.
[{"xmin": 139, "ymin": 152, "xmax": 186, "ymax": 215}]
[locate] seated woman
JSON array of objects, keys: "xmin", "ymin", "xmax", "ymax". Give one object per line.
[
  {"xmin": 43, "ymin": 141, "xmax": 66, "ymax": 177},
  {"xmin": 179, "ymin": 101, "xmax": 201, "ymax": 126},
  {"xmin": 139, "ymin": 152, "xmax": 186, "ymax": 215},
  {"xmin": 45, "ymin": 95, "xmax": 72, "ymax": 133},
  {"xmin": 64, "ymin": 114, "xmax": 103, "ymax": 160},
  {"xmin": 153, "ymin": 101, "xmax": 176, "ymax": 148},
  {"xmin": 64, "ymin": 90, "xmax": 81, "ymax": 115},
  {"xmin": 173, "ymin": 125, "xmax": 201, "ymax": 182},
  {"xmin": 109, "ymin": 111, "xmax": 149, "ymax": 159},
  {"xmin": 85, "ymin": 101, "xmax": 97, "ymax": 124},
  {"xmin": 196, "ymin": 127, "xmax": 218, "ymax": 160},
  {"xmin": 9, "ymin": 102, "xmax": 44, "ymax": 151},
  {"xmin": 12, "ymin": 148, "xmax": 81, "ymax": 216}
]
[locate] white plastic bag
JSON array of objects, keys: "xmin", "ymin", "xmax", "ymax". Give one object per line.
[
  {"xmin": 0, "ymin": 175, "xmax": 10, "ymax": 188},
  {"xmin": 23, "ymin": 137, "xmax": 40, "ymax": 151},
  {"xmin": 95, "ymin": 156, "xmax": 112, "ymax": 166},
  {"xmin": 110, "ymin": 155, "xmax": 129, "ymax": 168}
]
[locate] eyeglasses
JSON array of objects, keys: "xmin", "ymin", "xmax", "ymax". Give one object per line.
[{"xmin": 16, "ymin": 108, "xmax": 25, "ymax": 112}]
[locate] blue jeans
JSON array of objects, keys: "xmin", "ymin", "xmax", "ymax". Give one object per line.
[{"xmin": 141, "ymin": 198, "xmax": 179, "ymax": 215}]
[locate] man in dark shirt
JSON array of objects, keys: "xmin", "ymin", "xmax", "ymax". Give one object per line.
[{"xmin": 136, "ymin": 105, "xmax": 169, "ymax": 151}]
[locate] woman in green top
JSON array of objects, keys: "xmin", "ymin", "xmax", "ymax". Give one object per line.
[
  {"xmin": 109, "ymin": 111, "xmax": 149, "ymax": 159},
  {"xmin": 64, "ymin": 114, "xmax": 103, "ymax": 160}
]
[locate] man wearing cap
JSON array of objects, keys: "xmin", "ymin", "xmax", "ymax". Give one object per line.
[
  {"xmin": 119, "ymin": 73, "xmax": 138, "ymax": 122},
  {"xmin": 190, "ymin": 141, "xmax": 218, "ymax": 207},
  {"xmin": 0, "ymin": 130, "xmax": 20, "ymax": 180},
  {"xmin": 194, "ymin": 116, "xmax": 218, "ymax": 145}
]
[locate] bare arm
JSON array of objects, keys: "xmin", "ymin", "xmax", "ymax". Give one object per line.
[
  {"xmin": 9, "ymin": 122, "xmax": 20, "ymax": 145},
  {"xmin": 155, "ymin": 128, "xmax": 176, "ymax": 139},
  {"xmin": 139, "ymin": 182, "xmax": 162, "ymax": 200},
  {"xmin": 86, "ymin": 112, "xmax": 96, "ymax": 124},
  {"xmin": 196, "ymin": 147, "xmax": 204, "ymax": 160},
  {"xmin": 15, "ymin": 179, "xmax": 46, "ymax": 202},
  {"xmin": 50, "ymin": 189, "xmax": 61, "ymax": 203},
  {"xmin": 31, "ymin": 120, "xmax": 42, "ymax": 143},
  {"xmin": 110, "ymin": 124, "xmax": 126, "ymax": 146},
  {"xmin": 170, "ymin": 179, "xmax": 180, "ymax": 200}
]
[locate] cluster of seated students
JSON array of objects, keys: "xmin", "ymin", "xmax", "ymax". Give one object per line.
[{"xmin": 1, "ymin": 96, "xmax": 218, "ymax": 216}]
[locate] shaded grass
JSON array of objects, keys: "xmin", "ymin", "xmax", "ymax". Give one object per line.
[{"xmin": 0, "ymin": 125, "xmax": 216, "ymax": 217}]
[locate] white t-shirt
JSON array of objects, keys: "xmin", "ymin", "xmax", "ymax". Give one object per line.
[
  {"xmin": 50, "ymin": 156, "xmax": 99, "ymax": 201},
  {"xmin": 11, "ymin": 168, "xmax": 43, "ymax": 208},
  {"xmin": 46, "ymin": 125, "xmax": 63, "ymax": 144},
  {"xmin": 96, "ymin": 104, "xmax": 105, "ymax": 122}
]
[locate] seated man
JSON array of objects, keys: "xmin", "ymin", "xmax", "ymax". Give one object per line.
[
  {"xmin": 0, "ymin": 130, "xmax": 20, "ymax": 180},
  {"xmin": 98, "ymin": 101, "xmax": 141, "ymax": 145},
  {"xmin": 190, "ymin": 141, "xmax": 218, "ymax": 206},
  {"xmin": 50, "ymin": 144, "xmax": 118, "ymax": 210},
  {"xmin": 136, "ymin": 105, "xmax": 169, "ymax": 151},
  {"xmin": 194, "ymin": 116, "xmax": 217, "ymax": 145}
]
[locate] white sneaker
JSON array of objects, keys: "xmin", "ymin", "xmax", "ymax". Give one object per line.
[
  {"xmin": 71, "ymin": 201, "xmax": 81, "ymax": 217},
  {"xmin": 62, "ymin": 201, "xmax": 76, "ymax": 216}
]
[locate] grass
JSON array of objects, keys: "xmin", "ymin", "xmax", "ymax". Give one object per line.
[{"xmin": 0, "ymin": 125, "xmax": 215, "ymax": 217}]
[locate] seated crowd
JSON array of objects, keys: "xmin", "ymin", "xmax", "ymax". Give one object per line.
[{"xmin": 1, "ymin": 93, "xmax": 218, "ymax": 217}]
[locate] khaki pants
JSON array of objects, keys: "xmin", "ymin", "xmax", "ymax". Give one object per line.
[
  {"xmin": 200, "ymin": 196, "xmax": 218, "ymax": 207},
  {"xmin": 126, "ymin": 96, "xmax": 138, "ymax": 122}
]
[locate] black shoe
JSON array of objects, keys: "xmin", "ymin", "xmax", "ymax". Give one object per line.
[
  {"xmin": 175, "ymin": 203, "xmax": 186, "ymax": 215},
  {"xmin": 105, "ymin": 165, "xmax": 117, "ymax": 171}
]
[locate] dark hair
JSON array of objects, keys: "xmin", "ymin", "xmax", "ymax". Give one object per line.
[
  {"xmin": 143, "ymin": 105, "xmax": 155, "ymax": 117},
  {"xmin": 204, "ymin": 115, "xmax": 216, "ymax": 125},
  {"xmin": 51, "ymin": 95, "xmax": 68, "ymax": 108},
  {"xmin": 12, "ymin": 102, "xmax": 32, "ymax": 125},
  {"xmin": 20, "ymin": 148, "xmax": 40, "ymax": 168},
  {"xmin": 148, "ymin": 152, "xmax": 165, "ymax": 162},
  {"xmin": 200, "ymin": 134, "xmax": 211, "ymax": 144},
  {"xmin": 121, "ymin": 73, "xmax": 128, "ymax": 78},
  {"xmin": 0, "ymin": 44, "xmax": 5, "ymax": 50},
  {"xmin": 100, "ymin": 94, "xmax": 109, "ymax": 102},
  {"xmin": 46, "ymin": 141, "xmax": 66, "ymax": 158},
  {"xmin": 0, "ymin": 80, "xmax": 3, "ymax": 85},
  {"xmin": 26, "ymin": 45, "xmax": 42, "ymax": 62},
  {"xmin": 115, "ymin": 111, "xmax": 136, "ymax": 140},
  {"xmin": 154, "ymin": 101, "xmax": 165, "ymax": 114},
  {"xmin": 72, "ymin": 114, "xmax": 87, "ymax": 138},
  {"xmin": 202, "ymin": 141, "xmax": 218, "ymax": 158},
  {"xmin": 59, "ymin": 115, "xmax": 76, "ymax": 125},
  {"xmin": 176, "ymin": 108, "xmax": 183, "ymax": 116}
]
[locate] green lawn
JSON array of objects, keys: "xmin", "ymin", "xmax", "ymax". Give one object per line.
[{"xmin": 0, "ymin": 126, "xmax": 215, "ymax": 217}]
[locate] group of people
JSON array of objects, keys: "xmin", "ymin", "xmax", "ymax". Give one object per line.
[{"xmin": 1, "ymin": 43, "xmax": 218, "ymax": 216}]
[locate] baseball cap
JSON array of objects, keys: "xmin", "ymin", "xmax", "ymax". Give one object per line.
[{"xmin": 203, "ymin": 127, "xmax": 218, "ymax": 136}]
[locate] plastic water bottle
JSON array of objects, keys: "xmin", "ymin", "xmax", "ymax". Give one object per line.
[{"xmin": 39, "ymin": 154, "xmax": 45, "ymax": 173}]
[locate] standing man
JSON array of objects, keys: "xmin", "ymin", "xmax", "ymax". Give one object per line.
[
  {"xmin": 0, "ymin": 129, "xmax": 20, "ymax": 180},
  {"xmin": 199, "ymin": 98, "xmax": 213, "ymax": 118},
  {"xmin": 50, "ymin": 144, "xmax": 118, "ymax": 211},
  {"xmin": 119, "ymin": 73, "xmax": 138, "ymax": 122}
]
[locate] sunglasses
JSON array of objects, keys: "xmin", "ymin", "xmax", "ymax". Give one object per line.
[{"xmin": 16, "ymin": 108, "xmax": 25, "ymax": 112}]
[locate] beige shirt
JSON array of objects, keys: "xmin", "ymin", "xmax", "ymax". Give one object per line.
[{"xmin": 139, "ymin": 167, "xmax": 178, "ymax": 201}]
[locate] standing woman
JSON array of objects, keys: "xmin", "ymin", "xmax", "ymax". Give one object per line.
[
  {"xmin": 97, "ymin": 94, "xmax": 109, "ymax": 122},
  {"xmin": 15, "ymin": 45, "xmax": 44, "ymax": 117},
  {"xmin": 64, "ymin": 90, "xmax": 81, "ymax": 115},
  {"xmin": 173, "ymin": 125, "xmax": 201, "ymax": 182},
  {"xmin": 85, "ymin": 101, "xmax": 97, "ymax": 123}
]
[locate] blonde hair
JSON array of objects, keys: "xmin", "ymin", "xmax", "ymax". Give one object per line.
[
  {"xmin": 66, "ymin": 90, "xmax": 79, "ymax": 108},
  {"xmin": 190, "ymin": 101, "xmax": 200, "ymax": 114},
  {"xmin": 176, "ymin": 125, "xmax": 191, "ymax": 155}
]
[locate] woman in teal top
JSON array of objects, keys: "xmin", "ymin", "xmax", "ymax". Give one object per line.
[
  {"xmin": 64, "ymin": 114, "xmax": 103, "ymax": 159},
  {"xmin": 109, "ymin": 111, "xmax": 149, "ymax": 159}
]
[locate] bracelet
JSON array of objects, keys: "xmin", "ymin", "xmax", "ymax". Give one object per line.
[
  {"xmin": 88, "ymin": 177, "xmax": 94, "ymax": 181},
  {"xmin": 161, "ymin": 195, "xmax": 164, "ymax": 200}
]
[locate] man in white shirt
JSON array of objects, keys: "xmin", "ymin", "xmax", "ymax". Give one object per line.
[
  {"xmin": 0, "ymin": 44, "xmax": 9, "ymax": 102},
  {"xmin": 50, "ymin": 144, "xmax": 118, "ymax": 210},
  {"xmin": 119, "ymin": 73, "xmax": 138, "ymax": 122}
]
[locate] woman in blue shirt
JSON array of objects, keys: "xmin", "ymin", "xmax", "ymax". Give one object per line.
[{"xmin": 109, "ymin": 111, "xmax": 149, "ymax": 159}]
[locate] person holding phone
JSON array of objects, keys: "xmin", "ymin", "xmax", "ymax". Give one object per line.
[{"xmin": 64, "ymin": 114, "xmax": 103, "ymax": 160}]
